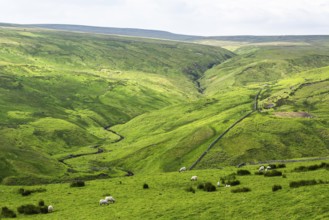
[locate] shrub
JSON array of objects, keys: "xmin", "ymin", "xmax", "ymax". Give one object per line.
[
  {"xmin": 185, "ymin": 186, "xmax": 195, "ymax": 193},
  {"xmin": 264, "ymin": 170, "xmax": 282, "ymax": 177},
  {"xmin": 1, "ymin": 207, "xmax": 17, "ymax": 218},
  {"xmin": 293, "ymin": 162, "xmax": 328, "ymax": 172},
  {"xmin": 39, "ymin": 206, "xmax": 48, "ymax": 214},
  {"xmin": 143, "ymin": 183, "xmax": 149, "ymax": 189},
  {"xmin": 17, "ymin": 204, "xmax": 40, "ymax": 215},
  {"xmin": 254, "ymin": 171, "xmax": 264, "ymax": 175},
  {"xmin": 289, "ymin": 179, "xmax": 318, "ymax": 188},
  {"xmin": 18, "ymin": 188, "xmax": 46, "ymax": 196},
  {"xmin": 70, "ymin": 180, "xmax": 85, "ymax": 187},
  {"xmin": 227, "ymin": 180, "xmax": 240, "ymax": 186},
  {"xmin": 220, "ymin": 173, "xmax": 236, "ymax": 184},
  {"xmin": 237, "ymin": 170, "xmax": 251, "ymax": 176},
  {"xmin": 268, "ymin": 164, "xmax": 277, "ymax": 169},
  {"xmin": 197, "ymin": 183, "xmax": 204, "ymax": 190},
  {"xmin": 38, "ymin": 200, "xmax": 45, "ymax": 207},
  {"xmin": 231, "ymin": 187, "xmax": 251, "ymax": 193},
  {"xmin": 204, "ymin": 182, "xmax": 216, "ymax": 192},
  {"xmin": 277, "ymin": 164, "xmax": 286, "ymax": 168},
  {"xmin": 272, "ymin": 185, "xmax": 282, "ymax": 192},
  {"xmin": 282, "ymin": 174, "xmax": 287, "ymax": 178}
]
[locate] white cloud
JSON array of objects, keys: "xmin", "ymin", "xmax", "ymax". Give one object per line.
[{"xmin": 0, "ymin": 0, "xmax": 328, "ymax": 35}]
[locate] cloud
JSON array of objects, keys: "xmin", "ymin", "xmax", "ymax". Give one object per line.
[{"xmin": 0, "ymin": 0, "xmax": 328, "ymax": 35}]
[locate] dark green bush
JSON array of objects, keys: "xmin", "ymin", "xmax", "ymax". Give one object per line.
[
  {"xmin": 289, "ymin": 180, "xmax": 318, "ymax": 188},
  {"xmin": 293, "ymin": 163, "xmax": 328, "ymax": 172},
  {"xmin": 38, "ymin": 200, "xmax": 45, "ymax": 207},
  {"xmin": 254, "ymin": 171, "xmax": 264, "ymax": 175},
  {"xmin": 197, "ymin": 183, "xmax": 204, "ymax": 190},
  {"xmin": 264, "ymin": 170, "xmax": 282, "ymax": 177},
  {"xmin": 39, "ymin": 206, "xmax": 48, "ymax": 214},
  {"xmin": 185, "ymin": 186, "xmax": 195, "ymax": 193},
  {"xmin": 17, "ymin": 204, "xmax": 40, "ymax": 215},
  {"xmin": 1, "ymin": 207, "xmax": 17, "ymax": 218},
  {"xmin": 268, "ymin": 164, "xmax": 277, "ymax": 169},
  {"xmin": 237, "ymin": 170, "xmax": 251, "ymax": 176},
  {"xmin": 231, "ymin": 187, "xmax": 251, "ymax": 193},
  {"xmin": 220, "ymin": 173, "xmax": 236, "ymax": 184},
  {"xmin": 18, "ymin": 188, "xmax": 46, "ymax": 196},
  {"xmin": 70, "ymin": 180, "xmax": 85, "ymax": 187},
  {"xmin": 204, "ymin": 182, "xmax": 216, "ymax": 192},
  {"xmin": 277, "ymin": 164, "xmax": 286, "ymax": 168},
  {"xmin": 143, "ymin": 183, "xmax": 149, "ymax": 189},
  {"xmin": 227, "ymin": 180, "xmax": 240, "ymax": 186},
  {"xmin": 272, "ymin": 185, "xmax": 282, "ymax": 192}
]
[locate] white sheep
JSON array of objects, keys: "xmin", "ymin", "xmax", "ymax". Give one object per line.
[
  {"xmin": 48, "ymin": 205, "xmax": 54, "ymax": 213},
  {"xmin": 258, "ymin": 166, "xmax": 265, "ymax": 172},
  {"xmin": 191, "ymin": 176, "xmax": 198, "ymax": 181},
  {"xmin": 179, "ymin": 167, "xmax": 187, "ymax": 173},
  {"xmin": 217, "ymin": 181, "xmax": 221, "ymax": 187},
  {"xmin": 105, "ymin": 196, "xmax": 115, "ymax": 203},
  {"xmin": 99, "ymin": 199, "xmax": 109, "ymax": 205},
  {"xmin": 225, "ymin": 184, "xmax": 231, "ymax": 187}
]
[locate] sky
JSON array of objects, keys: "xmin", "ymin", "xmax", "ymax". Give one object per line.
[{"xmin": 0, "ymin": 0, "xmax": 328, "ymax": 36}]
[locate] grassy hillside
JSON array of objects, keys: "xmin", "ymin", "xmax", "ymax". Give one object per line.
[
  {"xmin": 0, "ymin": 24, "xmax": 328, "ymax": 185},
  {"xmin": 0, "ymin": 25, "xmax": 234, "ymax": 183},
  {"xmin": 0, "ymin": 160, "xmax": 328, "ymax": 219}
]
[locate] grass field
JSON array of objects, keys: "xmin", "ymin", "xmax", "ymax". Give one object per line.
[
  {"xmin": 0, "ymin": 25, "xmax": 328, "ymax": 187},
  {"xmin": 0, "ymin": 160, "xmax": 328, "ymax": 219}
]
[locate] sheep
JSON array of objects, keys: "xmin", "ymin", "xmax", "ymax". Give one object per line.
[
  {"xmin": 179, "ymin": 167, "xmax": 187, "ymax": 173},
  {"xmin": 48, "ymin": 205, "xmax": 54, "ymax": 213},
  {"xmin": 225, "ymin": 184, "xmax": 231, "ymax": 187},
  {"xmin": 191, "ymin": 176, "xmax": 198, "ymax": 181},
  {"xmin": 99, "ymin": 199, "xmax": 109, "ymax": 205},
  {"xmin": 258, "ymin": 166, "xmax": 265, "ymax": 172},
  {"xmin": 217, "ymin": 181, "xmax": 221, "ymax": 187},
  {"xmin": 105, "ymin": 196, "xmax": 115, "ymax": 203}
]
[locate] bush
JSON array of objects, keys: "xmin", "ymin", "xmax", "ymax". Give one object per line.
[
  {"xmin": 220, "ymin": 173, "xmax": 236, "ymax": 184},
  {"xmin": 272, "ymin": 185, "xmax": 282, "ymax": 192},
  {"xmin": 197, "ymin": 183, "xmax": 204, "ymax": 190},
  {"xmin": 70, "ymin": 180, "xmax": 85, "ymax": 187},
  {"xmin": 18, "ymin": 188, "xmax": 46, "ymax": 196},
  {"xmin": 227, "ymin": 180, "xmax": 240, "ymax": 186},
  {"xmin": 17, "ymin": 204, "xmax": 40, "ymax": 215},
  {"xmin": 254, "ymin": 171, "xmax": 264, "ymax": 175},
  {"xmin": 264, "ymin": 170, "xmax": 282, "ymax": 177},
  {"xmin": 289, "ymin": 179, "xmax": 318, "ymax": 188},
  {"xmin": 185, "ymin": 186, "xmax": 195, "ymax": 193},
  {"xmin": 277, "ymin": 164, "xmax": 286, "ymax": 168},
  {"xmin": 231, "ymin": 187, "xmax": 251, "ymax": 193},
  {"xmin": 38, "ymin": 200, "xmax": 45, "ymax": 207},
  {"xmin": 1, "ymin": 207, "xmax": 17, "ymax": 218},
  {"xmin": 39, "ymin": 206, "xmax": 48, "ymax": 214},
  {"xmin": 237, "ymin": 170, "xmax": 251, "ymax": 176},
  {"xmin": 204, "ymin": 182, "xmax": 216, "ymax": 192},
  {"xmin": 293, "ymin": 162, "xmax": 328, "ymax": 172},
  {"xmin": 143, "ymin": 183, "xmax": 149, "ymax": 189},
  {"xmin": 268, "ymin": 164, "xmax": 277, "ymax": 169}
]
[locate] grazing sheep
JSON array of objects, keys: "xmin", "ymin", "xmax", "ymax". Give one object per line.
[
  {"xmin": 179, "ymin": 167, "xmax": 187, "ymax": 173},
  {"xmin": 225, "ymin": 184, "xmax": 231, "ymax": 187},
  {"xmin": 217, "ymin": 181, "xmax": 221, "ymax": 187},
  {"xmin": 99, "ymin": 199, "xmax": 109, "ymax": 205},
  {"xmin": 105, "ymin": 196, "xmax": 115, "ymax": 203},
  {"xmin": 258, "ymin": 166, "xmax": 265, "ymax": 172},
  {"xmin": 48, "ymin": 205, "xmax": 54, "ymax": 213},
  {"xmin": 191, "ymin": 176, "xmax": 198, "ymax": 181}
]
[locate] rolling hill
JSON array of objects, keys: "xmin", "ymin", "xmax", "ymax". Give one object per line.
[{"xmin": 0, "ymin": 24, "xmax": 328, "ymax": 185}]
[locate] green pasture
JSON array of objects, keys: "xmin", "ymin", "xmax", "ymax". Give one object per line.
[{"xmin": 0, "ymin": 160, "xmax": 328, "ymax": 219}]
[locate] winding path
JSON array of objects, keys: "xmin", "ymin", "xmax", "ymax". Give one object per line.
[
  {"xmin": 189, "ymin": 88, "xmax": 262, "ymax": 170},
  {"xmin": 58, "ymin": 125, "xmax": 124, "ymax": 166}
]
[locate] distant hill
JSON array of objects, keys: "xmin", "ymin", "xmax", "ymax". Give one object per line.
[{"xmin": 25, "ymin": 24, "xmax": 202, "ymax": 41}]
